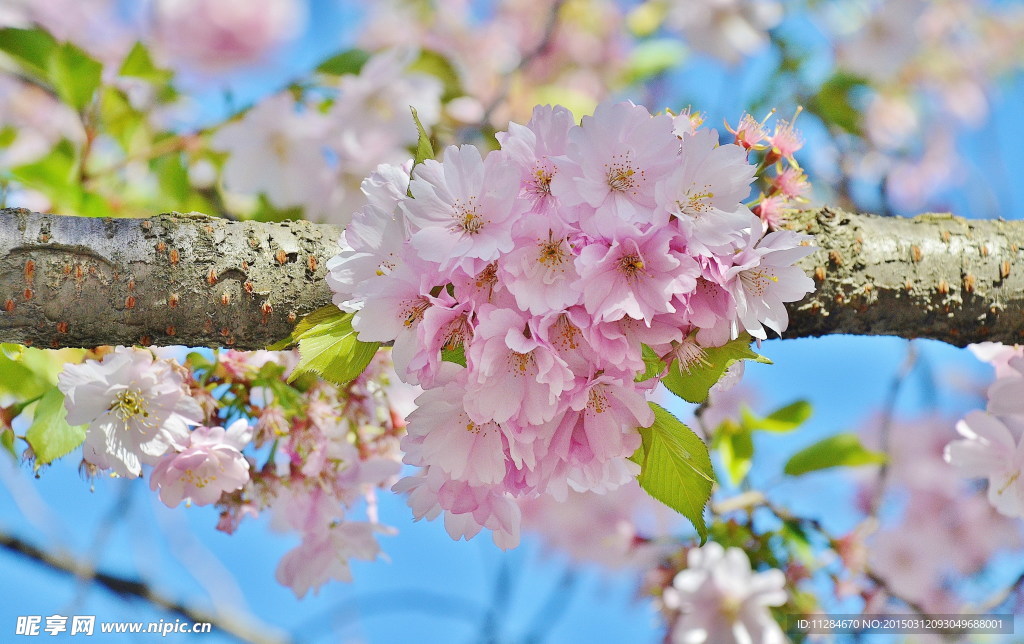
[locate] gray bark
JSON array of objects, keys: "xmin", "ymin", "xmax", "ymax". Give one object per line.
[
  {"xmin": 0, "ymin": 208, "xmax": 339, "ymax": 350},
  {"xmin": 1, "ymin": 206, "xmax": 1022, "ymax": 350},
  {"xmin": 786, "ymin": 207, "xmax": 1024, "ymax": 347}
]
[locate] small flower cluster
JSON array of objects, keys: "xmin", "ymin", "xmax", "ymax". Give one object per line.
[
  {"xmin": 657, "ymin": 543, "xmax": 788, "ymax": 644},
  {"xmin": 210, "ymin": 48, "xmax": 443, "ymax": 225},
  {"xmin": 945, "ymin": 343, "xmax": 1024, "ymax": 518},
  {"xmin": 726, "ymin": 109, "xmax": 809, "ymax": 232},
  {"xmin": 842, "ymin": 414, "xmax": 1024, "ymax": 613},
  {"xmin": 57, "ymin": 347, "xmax": 408, "ymax": 597},
  {"xmin": 328, "ymin": 100, "xmax": 815, "ymax": 548}
]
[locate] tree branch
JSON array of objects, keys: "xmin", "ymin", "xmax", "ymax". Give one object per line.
[
  {"xmin": 0, "ymin": 530, "xmax": 289, "ymax": 644},
  {"xmin": 2, "ymin": 206, "xmax": 1023, "ymax": 350}
]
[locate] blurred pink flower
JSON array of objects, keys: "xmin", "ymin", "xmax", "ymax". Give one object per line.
[{"xmin": 154, "ymin": 0, "xmax": 307, "ymax": 72}]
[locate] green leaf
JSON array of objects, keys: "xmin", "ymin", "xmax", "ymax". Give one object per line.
[
  {"xmin": 272, "ymin": 306, "xmax": 380, "ymax": 387},
  {"xmin": 11, "ymin": 139, "xmax": 78, "ymax": 204},
  {"xmin": 25, "ymin": 387, "xmax": 86, "ymax": 467},
  {"xmin": 316, "ymin": 48, "xmax": 371, "ymax": 76},
  {"xmin": 0, "ymin": 27, "xmax": 57, "ymax": 79},
  {"xmin": 715, "ymin": 421, "xmax": 753, "ymax": 485},
  {"xmin": 784, "ymin": 433, "xmax": 887, "ymax": 476},
  {"xmin": 0, "ymin": 352, "xmax": 49, "ymax": 400},
  {"xmin": 0, "ymin": 427, "xmax": 15, "ymax": 460},
  {"xmin": 635, "ymin": 344, "xmax": 666, "ymax": 383},
  {"xmin": 119, "ymin": 41, "xmax": 173, "ymax": 84},
  {"xmin": 807, "ymin": 72, "xmax": 868, "ymax": 136},
  {"xmin": 441, "ymin": 345, "xmax": 467, "ymax": 367},
  {"xmin": 409, "ymin": 49, "xmax": 462, "ymax": 101},
  {"xmin": 268, "ymin": 304, "xmax": 343, "ymax": 350},
  {"xmin": 741, "ymin": 400, "xmax": 812, "ymax": 433},
  {"xmin": 631, "ymin": 402, "xmax": 715, "ymax": 543},
  {"xmin": 661, "ymin": 334, "xmax": 771, "ymax": 404},
  {"xmin": 624, "ymin": 39, "xmax": 688, "ymax": 84},
  {"xmin": 100, "ymin": 88, "xmax": 146, "ymax": 151},
  {"xmin": 153, "ymin": 153, "xmax": 190, "ymax": 208},
  {"xmin": 410, "ymin": 106, "xmax": 435, "ymax": 167},
  {"xmin": 47, "ymin": 42, "xmax": 103, "ymax": 110}
]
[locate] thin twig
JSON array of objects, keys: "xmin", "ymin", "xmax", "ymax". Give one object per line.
[
  {"xmin": 974, "ymin": 568, "xmax": 1024, "ymax": 613},
  {"xmin": 0, "ymin": 530, "xmax": 288, "ymax": 644},
  {"xmin": 868, "ymin": 343, "xmax": 918, "ymax": 518}
]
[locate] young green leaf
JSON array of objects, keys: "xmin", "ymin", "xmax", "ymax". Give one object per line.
[
  {"xmin": 0, "ymin": 27, "xmax": 57, "ymax": 79},
  {"xmin": 315, "ymin": 49, "xmax": 372, "ymax": 76},
  {"xmin": 635, "ymin": 344, "xmax": 666, "ymax": 382},
  {"xmin": 714, "ymin": 422, "xmax": 754, "ymax": 486},
  {"xmin": 24, "ymin": 387, "xmax": 86, "ymax": 467},
  {"xmin": 441, "ymin": 345, "xmax": 467, "ymax": 367},
  {"xmin": 47, "ymin": 42, "xmax": 103, "ymax": 110},
  {"xmin": 119, "ymin": 42, "xmax": 174, "ymax": 84},
  {"xmin": 410, "ymin": 106, "xmax": 435, "ymax": 167},
  {"xmin": 661, "ymin": 333, "xmax": 771, "ymax": 404},
  {"xmin": 268, "ymin": 304, "xmax": 345, "ymax": 350},
  {"xmin": 784, "ymin": 433, "xmax": 887, "ymax": 476},
  {"xmin": 631, "ymin": 402, "xmax": 715, "ymax": 543},
  {"xmin": 273, "ymin": 306, "xmax": 381, "ymax": 387},
  {"xmin": 1, "ymin": 427, "xmax": 16, "ymax": 460},
  {"xmin": 741, "ymin": 400, "xmax": 812, "ymax": 433}
]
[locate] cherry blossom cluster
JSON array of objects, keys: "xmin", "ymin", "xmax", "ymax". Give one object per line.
[
  {"xmin": 827, "ymin": 413, "xmax": 1024, "ymax": 614},
  {"xmin": 725, "ymin": 109, "xmax": 808, "ymax": 232},
  {"xmin": 655, "ymin": 542, "xmax": 788, "ymax": 644},
  {"xmin": 210, "ymin": 48, "xmax": 443, "ymax": 226},
  {"xmin": 359, "ymin": 0, "xmax": 630, "ymax": 128},
  {"xmin": 328, "ymin": 100, "xmax": 815, "ymax": 548},
  {"xmin": 1, "ymin": 0, "xmax": 308, "ymax": 71},
  {"xmin": 944, "ymin": 343, "xmax": 1024, "ymax": 519},
  {"xmin": 827, "ymin": 0, "xmax": 1024, "ymax": 211},
  {"xmin": 56, "ymin": 347, "xmax": 409, "ymax": 597}
]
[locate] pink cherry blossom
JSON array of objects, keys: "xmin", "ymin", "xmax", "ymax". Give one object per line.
[
  {"xmin": 275, "ymin": 522, "xmax": 391, "ymax": 598},
  {"xmin": 655, "ymin": 128, "xmax": 756, "ymax": 254},
  {"xmin": 496, "ymin": 104, "xmax": 576, "ymax": 216},
  {"xmin": 403, "ymin": 145, "xmax": 525, "ymax": 273},
  {"xmin": 464, "ymin": 306, "xmax": 572, "ymax": 426},
  {"xmin": 551, "ymin": 101, "xmax": 679, "ymax": 233},
  {"xmin": 721, "ymin": 226, "xmax": 816, "ymax": 340},
  {"xmin": 149, "ymin": 420, "xmax": 253, "ymax": 507},
  {"xmin": 574, "ymin": 228, "xmax": 698, "ymax": 324},
  {"xmin": 58, "ymin": 348, "xmax": 202, "ymax": 478},
  {"xmin": 402, "ymin": 370, "xmax": 508, "ymax": 486},
  {"xmin": 662, "ymin": 542, "xmax": 787, "ymax": 644},
  {"xmin": 945, "ymin": 411, "xmax": 1024, "ymax": 517}
]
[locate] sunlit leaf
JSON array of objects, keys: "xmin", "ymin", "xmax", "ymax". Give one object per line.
[
  {"xmin": 784, "ymin": 433, "xmax": 887, "ymax": 476},
  {"xmin": 632, "ymin": 402, "xmax": 715, "ymax": 543},
  {"xmin": 411, "ymin": 106, "xmax": 435, "ymax": 167},
  {"xmin": 635, "ymin": 344, "xmax": 666, "ymax": 382},
  {"xmin": 741, "ymin": 400, "xmax": 812, "ymax": 433},
  {"xmin": 47, "ymin": 42, "xmax": 103, "ymax": 110},
  {"xmin": 316, "ymin": 48, "xmax": 371, "ymax": 76},
  {"xmin": 25, "ymin": 387, "xmax": 86, "ymax": 467},
  {"xmin": 271, "ymin": 306, "xmax": 380, "ymax": 387},
  {"xmin": 662, "ymin": 333, "xmax": 771, "ymax": 404},
  {"xmin": 0, "ymin": 27, "xmax": 57, "ymax": 79},
  {"xmin": 119, "ymin": 41, "xmax": 173, "ymax": 84}
]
